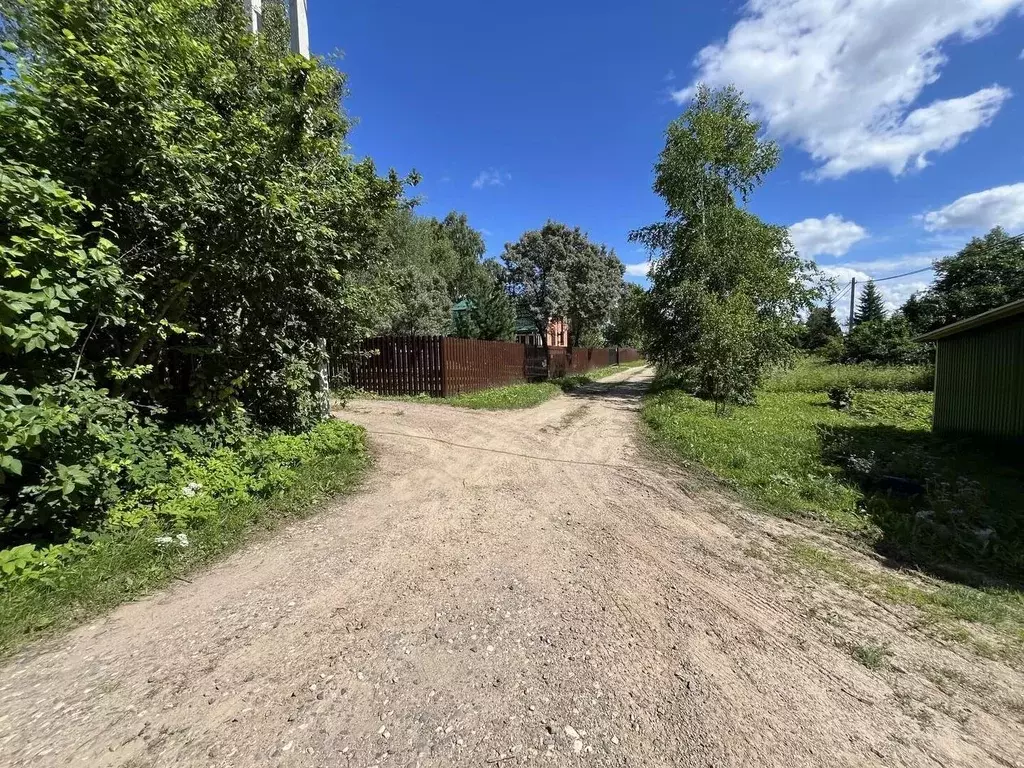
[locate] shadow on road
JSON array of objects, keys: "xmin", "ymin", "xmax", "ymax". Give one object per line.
[{"xmin": 565, "ymin": 375, "xmax": 651, "ymax": 412}]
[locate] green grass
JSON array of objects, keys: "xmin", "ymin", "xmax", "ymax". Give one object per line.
[
  {"xmin": 762, "ymin": 356, "xmax": 933, "ymax": 393},
  {"xmin": 643, "ymin": 359, "xmax": 1024, "ymax": 654},
  {"xmin": 643, "ymin": 387, "xmax": 913, "ymax": 532},
  {"xmin": 443, "ymin": 381, "xmax": 562, "ymax": 409},
  {"xmin": 849, "ymin": 641, "xmax": 891, "ymax": 670},
  {"xmin": 0, "ymin": 426, "xmax": 368, "ymax": 658},
  {"xmin": 365, "ymin": 360, "xmax": 647, "ymax": 411}
]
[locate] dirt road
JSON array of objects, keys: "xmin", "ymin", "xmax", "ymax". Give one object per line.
[{"xmin": 1, "ymin": 366, "xmax": 1022, "ymax": 767}]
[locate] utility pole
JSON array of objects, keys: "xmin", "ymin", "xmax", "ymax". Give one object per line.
[
  {"xmin": 243, "ymin": 0, "xmax": 308, "ymax": 57},
  {"xmin": 848, "ymin": 277, "xmax": 856, "ymax": 332}
]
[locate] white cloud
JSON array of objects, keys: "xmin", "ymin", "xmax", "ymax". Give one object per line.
[
  {"xmin": 675, "ymin": 0, "xmax": 1022, "ymax": 179},
  {"xmin": 789, "ymin": 215, "xmax": 868, "ymax": 258},
  {"xmin": 471, "ymin": 169, "xmax": 511, "ymax": 190},
  {"xmin": 920, "ymin": 183, "xmax": 1024, "ymax": 231},
  {"xmin": 840, "ymin": 253, "xmax": 940, "ymax": 274},
  {"xmin": 624, "ymin": 261, "xmax": 653, "ymax": 278}
]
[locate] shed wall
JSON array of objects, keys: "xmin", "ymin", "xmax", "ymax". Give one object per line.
[{"xmin": 933, "ymin": 315, "xmax": 1024, "ymax": 438}]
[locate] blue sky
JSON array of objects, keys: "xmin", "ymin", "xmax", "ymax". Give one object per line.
[{"xmin": 310, "ymin": 0, "xmax": 1024, "ymax": 324}]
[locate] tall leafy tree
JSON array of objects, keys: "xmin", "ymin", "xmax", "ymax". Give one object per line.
[
  {"xmin": 437, "ymin": 212, "xmax": 488, "ymax": 300},
  {"xmin": 462, "ymin": 260, "xmax": 516, "ymax": 341},
  {"xmin": 503, "ymin": 221, "xmax": 623, "ymax": 351},
  {"xmin": 903, "ymin": 227, "xmax": 1024, "ymax": 333},
  {"xmin": 631, "ymin": 85, "xmax": 814, "ymax": 407},
  {"xmin": 377, "ymin": 208, "xmax": 454, "ymax": 335},
  {"xmin": 503, "ymin": 224, "xmax": 571, "ymax": 352},
  {"xmin": 855, "ymin": 281, "xmax": 886, "ymax": 325},
  {"xmin": 564, "ymin": 241, "xmax": 625, "ymax": 349}
]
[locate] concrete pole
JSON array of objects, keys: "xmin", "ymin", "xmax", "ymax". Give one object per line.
[
  {"xmin": 243, "ymin": 0, "xmax": 308, "ymax": 58},
  {"xmin": 289, "ymin": 0, "xmax": 309, "ymax": 57},
  {"xmin": 848, "ymin": 277, "xmax": 857, "ymax": 332},
  {"xmin": 243, "ymin": 0, "xmax": 262, "ymax": 33}
]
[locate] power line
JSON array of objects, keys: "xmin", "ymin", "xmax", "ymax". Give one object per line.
[
  {"xmin": 828, "ymin": 282, "xmax": 851, "ymax": 303},
  {"xmin": 871, "ymin": 265, "xmax": 933, "ymax": 282},
  {"xmin": 868, "ymin": 231, "xmax": 1024, "ymax": 283}
]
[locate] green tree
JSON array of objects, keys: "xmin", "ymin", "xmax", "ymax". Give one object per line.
[
  {"xmin": 463, "ymin": 260, "xmax": 516, "ymax": 341},
  {"xmin": 564, "ymin": 241, "xmax": 625, "ymax": 349},
  {"xmin": 631, "ymin": 85, "xmax": 814, "ymax": 407},
  {"xmin": 803, "ymin": 299, "xmax": 843, "ymax": 350},
  {"xmin": 436, "ymin": 212, "xmax": 488, "ymax": 300},
  {"xmin": 843, "ymin": 315, "xmax": 927, "ymax": 366},
  {"xmin": 1, "ymin": 0, "xmax": 404, "ymax": 431},
  {"xmin": 605, "ymin": 283, "xmax": 647, "ymax": 348},
  {"xmin": 503, "ymin": 222, "xmax": 623, "ymax": 351},
  {"xmin": 377, "ymin": 208, "xmax": 454, "ymax": 335},
  {"xmin": 902, "ymin": 227, "xmax": 1024, "ymax": 333},
  {"xmin": 373, "ymin": 208, "xmax": 504, "ymax": 338},
  {"xmin": 855, "ymin": 281, "xmax": 886, "ymax": 325}
]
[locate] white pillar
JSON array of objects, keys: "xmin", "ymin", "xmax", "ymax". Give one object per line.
[
  {"xmin": 243, "ymin": 0, "xmax": 262, "ymax": 33},
  {"xmin": 289, "ymin": 0, "xmax": 309, "ymax": 57}
]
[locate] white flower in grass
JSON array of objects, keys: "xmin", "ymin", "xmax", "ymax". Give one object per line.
[
  {"xmin": 181, "ymin": 482, "xmax": 202, "ymax": 498},
  {"xmin": 155, "ymin": 533, "xmax": 190, "ymax": 548}
]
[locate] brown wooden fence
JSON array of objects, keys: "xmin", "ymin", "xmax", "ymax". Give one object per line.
[{"xmin": 340, "ymin": 336, "xmax": 640, "ymax": 397}]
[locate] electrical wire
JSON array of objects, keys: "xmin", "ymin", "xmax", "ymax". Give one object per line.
[
  {"xmin": 864, "ymin": 234, "xmax": 1024, "ymax": 286},
  {"xmin": 852, "ymin": 231, "xmax": 1023, "ymax": 284}
]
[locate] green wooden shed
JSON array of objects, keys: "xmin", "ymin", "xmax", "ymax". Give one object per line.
[{"xmin": 917, "ymin": 298, "xmax": 1024, "ymax": 439}]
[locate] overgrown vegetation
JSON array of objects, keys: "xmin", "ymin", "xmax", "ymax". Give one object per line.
[
  {"xmin": 0, "ymin": 0, "xmax": 382, "ymax": 632},
  {"xmin": 762, "ymin": 357, "xmax": 934, "ymax": 393},
  {"xmin": 0, "ymin": 420, "xmax": 367, "ymax": 655},
  {"xmin": 644, "ymin": 360, "xmax": 1023, "ymax": 587}
]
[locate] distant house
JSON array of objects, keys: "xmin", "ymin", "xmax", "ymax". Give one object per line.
[
  {"xmin": 916, "ymin": 297, "xmax": 1024, "ymax": 440},
  {"xmin": 515, "ymin": 316, "xmax": 567, "ymax": 347}
]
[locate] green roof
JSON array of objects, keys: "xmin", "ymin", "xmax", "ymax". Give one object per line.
[{"xmin": 452, "ymin": 299, "xmax": 476, "ymax": 312}]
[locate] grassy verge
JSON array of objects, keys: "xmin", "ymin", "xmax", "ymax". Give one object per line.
[
  {"xmin": 642, "ymin": 358, "xmax": 1024, "ymax": 652},
  {"xmin": 0, "ymin": 420, "xmax": 368, "ymax": 658},
  {"xmin": 359, "ymin": 360, "xmax": 647, "ymax": 411}
]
